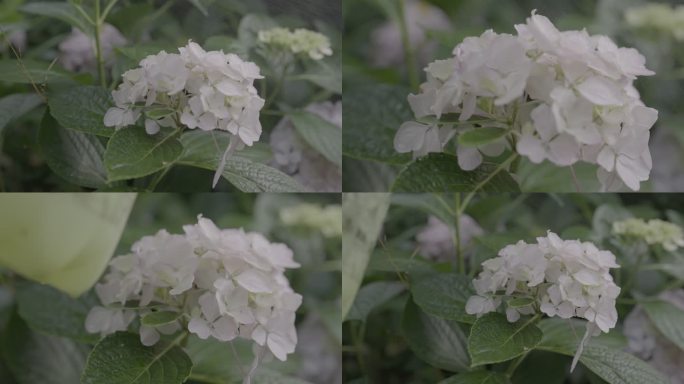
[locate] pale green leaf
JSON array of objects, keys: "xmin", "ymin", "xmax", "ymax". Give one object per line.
[
  {"xmin": 468, "ymin": 313, "xmax": 542, "ymax": 366},
  {"xmin": 0, "ymin": 59, "xmax": 74, "ymax": 84},
  {"xmin": 289, "ymin": 110, "xmax": 341, "ymax": 166},
  {"xmin": 402, "ymin": 297, "xmax": 470, "ymax": 372},
  {"xmin": 81, "ymin": 332, "xmax": 192, "ymax": 384},
  {"xmin": 48, "ymin": 86, "xmax": 114, "ymax": 137},
  {"xmin": 392, "ymin": 154, "xmax": 520, "ymax": 192},
  {"xmin": 458, "ymin": 127, "xmax": 508, "ymax": 148},
  {"xmin": 20, "ymin": 2, "xmax": 92, "ymax": 34},
  {"xmin": 104, "ymin": 127, "xmax": 183, "ymax": 181},
  {"xmin": 341, "ymin": 193, "xmax": 391, "ymax": 319},
  {"xmin": 140, "ymin": 311, "xmax": 182, "ymax": 327},
  {"xmin": 411, "ymin": 273, "xmax": 475, "ymax": 324},
  {"xmin": 641, "ymin": 299, "xmax": 684, "ymax": 351}
]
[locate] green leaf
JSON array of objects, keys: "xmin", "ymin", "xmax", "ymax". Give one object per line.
[
  {"xmin": 641, "ymin": 299, "xmax": 684, "ymax": 351},
  {"xmin": 411, "ymin": 273, "xmax": 475, "ymax": 324},
  {"xmin": 289, "ymin": 111, "xmax": 342, "ymax": 167},
  {"xmin": 178, "ymin": 131, "xmax": 303, "ymax": 192},
  {"xmin": 439, "ymin": 371, "xmax": 510, "ymax": 384},
  {"xmin": 48, "ymin": 86, "xmax": 114, "ymax": 137},
  {"xmin": 296, "ymin": 60, "xmax": 342, "ymax": 94},
  {"xmin": 238, "ymin": 14, "xmax": 278, "ymax": 46},
  {"xmin": 144, "ymin": 107, "xmax": 175, "ymax": 120},
  {"xmin": 343, "ymin": 84, "xmax": 413, "ymax": 164},
  {"xmin": 346, "ymin": 281, "xmax": 405, "ymax": 321},
  {"xmin": 458, "ymin": 127, "xmax": 508, "ymax": 147},
  {"xmin": 104, "ymin": 127, "xmax": 183, "ymax": 181},
  {"xmin": 140, "ymin": 311, "xmax": 182, "ymax": 327},
  {"xmin": 390, "ymin": 193, "xmax": 456, "ymax": 229},
  {"xmin": 468, "ymin": 313, "xmax": 542, "ymax": 366},
  {"xmin": 392, "ymin": 153, "xmax": 520, "ymax": 192},
  {"xmin": 341, "ymin": 193, "xmax": 391, "ymax": 319},
  {"xmin": 366, "ymin": 248, "xmax": 434, "ymax": 274},
  {"xmin": 0, "ymin": 59, "xmax": 74, "ymax": 84},
  {"xmin": 20, "ymin": 2, "xmax": 92, "ymax": 34},
  {"xmin": 517, "ymin": 159, "xmax": 601, "ymax": 192},
  {"xmin": 39, "ymin": 111, "xmax": 108, "ymax": 188},
  {"xmin": 0, "ymin": 93, "xmax": 43, "ymax": 135},
  {"xmin": 510, "ymin": 351, "xmax": 568, "ymax": 384},
  {"xmin": 187, "ymin": 0, "xmax": 209, "ymax": 16},
  {"xmin": 14, "ymin": 282, "xmax": 99, "ymax": 344},
  {"xmin": 507, "ymin": 298, "xmax": 535, "ymax": 308},
  {"xmin": 592, "ymin": 204, "xmax": 633, "ymax": 239},
  {"xmin": 115, "ymin": 45, "xmax": 170, "ymax": 63},
  {"xmin": 402, "ymin": 297, "xmax": 470, "ymax": 372},
  {"xmin": 536, "ymin": 318, "xmax": 667, "ymax": 384},
  {"xmin": 1, "ymin": 312, "xmax": 88, "ymax": 384},
  {"xmin": 81, "ymin": 332, "xmax": 192, "ymax": 384}
]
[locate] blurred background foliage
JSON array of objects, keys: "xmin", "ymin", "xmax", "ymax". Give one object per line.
[
  {"xmin": 0, "ymin": 193, "xmax": 342, "ymax": 384},
  {"xmin": 342, "ymin": 0, "xmax": 684, "ymax": 192},
  {"xmin": 342, "ymin": 193, "xmax": 684, "ymax": 383},
  {"xmin": 0, "ymin": 0, "xmax": 341, "ymax": 192}
]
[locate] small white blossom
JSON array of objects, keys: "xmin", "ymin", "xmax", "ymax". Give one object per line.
[
  {"xmin": 258, "ymin": 27, "xmax": 332, "ymax": 60},
  {"xmin": 416, "ymin": 215, "xmax": 483, "ymax": 262},
  {"xmin": 465, "ymin": 231, "xmax": 621, "ymax": 371},
  {"xmin": 279, "ymin": 203, "xmax": 342, "ymax": 238},
  {"xmin": 396, "ymin": 11, "xmax": 658, "ymax": 191},
  {"xmin": 85, "ymin": 216, "xmax": 302, "ymax": 377},
  {"xmin": 625, "ymin": 4, "xmax": 684, "ymax": 41},
  {"xmin": 613, "ymin": 218, "xmax": 684, "ymax": 251}
]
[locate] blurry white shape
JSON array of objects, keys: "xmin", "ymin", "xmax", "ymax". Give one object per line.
[
  {"xmin": 270, "ymin": 101, "xmax": 342, "ymax": 192},
  {"xmin": 370, "ymin": 0, "xmax": 452, "ymax": 67},
  {"xmin": 416, "ymin": 214, "xmax": 483, "ymax": 262},
  {"xmin": 59, "ymin": 24, "xmax": 126, "ymax": 72}
]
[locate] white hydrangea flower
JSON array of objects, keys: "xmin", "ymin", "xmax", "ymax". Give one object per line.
[
  {"xmin": 270, "ymin": 101, "xmax": 342, "ymax": 192},
  {"xmin": 258, "ymin": 27, "xmax": 332, "ymax": 60},
  {"xmin": 103, "ymin": 41, "xmax": 265, "ymax": 187},
  {"xmin": 85, "ymin": 216, "xmax": 302, "ymax": 378},
  {"xmin": 395, "ymin": 11, "xmax": 658, "ymax": 191},
  {"xmin": 613, "ymin": 218, "xmax": 684, "ymax": 251},
  {"xmin": 465, "ymin": 231, "xmax": 621, "ymax": 371},
  {"xmin": 416, "ymin": 215, "xmax": 483, "ymax": 262},
  {"xmin": 624, "ymin": 290, "xmax": 684, "ymax": 384},
  {"xmin": 59, "ymin": 24, "xmax": 126, "ymax": 72}
]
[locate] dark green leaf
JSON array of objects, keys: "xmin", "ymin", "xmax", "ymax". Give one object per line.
[
  {"xmin": 346, "ymin": 281, "xmax": 405, "ymax": 321},
  {"xmin": 144, "ymin": 107, "xmax": 175, "ymax": 120},
  {"xmin": 187, "ymin": 0, "xmax": 209, "ymax": 16},
  {"xmin": 15, "ymin": 282, "xmax": 99, "ymax": 344},
  {"xmin": 439, "ymin": 371, "xmax": 510, "ymax": 384},
  {"xmin": 390, "ymin": 194, "xmax": 456, "ymax": 228},
  {"xmin": 104, "ymin": 127, "xmax": 183, "ymax": 181},
  {"xmin": 507, "ymin": 298, "xmax": 535, "ymax": 308},
  {"xmin": 468, "ymin": 313, "xmax": 542, "ymax": 366},
  {"xmin": 0, "ymin": 93, "xmax": 43, "ymax": 135},
  {"xmin": 289, "ymin": 111, "xmax": 341, "ymax": 166},
  {"xmin": 343, "ymin": 84, "xmax": 412, "ymax": 164},
  {"xmin": 458, "ymin": 127, "xmax": 508, "ymax": 147},
  {"xmin": 140, "ymin": 311, "xmax": 182, "ymax": 327},
  {"xmin": 39, "ymin": 112, "xmax": 107, "ymax": 188},
  {"xmin": 1, "ymin": 312, "xmax": 88, "ymax": 384},
  {"xmin": 402, "ymin": 297, "xmax": 470, "ymax": 372},
  {"xmin": 0, "ymin": 59, "xmax": 74, "ymax": 84},
  {"xmin": 411, "ymin": 273, "xmax": 475, "ymax": 324},
  {"xmin": 48, "ymin": 86, "xmax": 114, "ymax": 137},
  {"xmin": 20, "ymin": 2, "xmax": 92, "ymax": 34},
  {"xmin": 81, "ymin": 332, "xmax": 192, "ymax": 384},
  {"xmin": 392, "ymin": 153, "xmax": 520, "ymax": 192}
]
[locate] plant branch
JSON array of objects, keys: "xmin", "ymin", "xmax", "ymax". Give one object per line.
[
  {"xmin": 455, "ymin": 193, "xmax": 464, "ymax": 274},
  {"xmin": 460, "ymin": 153, "xmax": 518, "ymax": 214},
  {"xmin": 397, "ymin": 0, "xmax": 418, "ymax": 90},
  {"xmin": 93, "ymin": 0, "xmax": 106, "ymax": 88}
]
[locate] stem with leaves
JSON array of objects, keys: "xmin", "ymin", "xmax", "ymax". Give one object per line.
[
  {"xmin": 454, "ymin": 193, "xmax": 464, "ymax": 274},
  {"xmin": 93, "ymin": 0, "xmax": 106, "ymax": 88},
  {"xmin": 397, "ymin": 0, "xmax": 418, "ymax": 90}
]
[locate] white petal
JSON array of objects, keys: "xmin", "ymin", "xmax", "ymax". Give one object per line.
[
  {"xmin": 456, "ymin": 145, "xmax": 482, "ymax": 171},
  {"xmin": 144, "ymin": 119, "xmax": 160, "ymax": 135},
  {"xmin": 139, "ymin": 326, "xmax": 160, "ymax": 346},
  {"xmin": 394, "ymin": 122, "xmax": 428, "ymax": 153},
  {"xmin": 103, "ymin": 108, "xmax": 125, "ymax": 127},
  {"xmin": 516, "ymin": 134, "xmax": 546, "ymax": 163},
  {"xmin": 267, "ymin": 332, "xmax": 295, "ymax": 361},
  {"xmin": 576, "ymin": 76, "xmax": 624, "ymax": 106},
  {"xmin": 235, "ymin": 269, "xmax": 273, "ymax": 293}
]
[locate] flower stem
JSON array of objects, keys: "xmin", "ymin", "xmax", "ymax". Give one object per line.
[
  {"xmin": 93, "ymin": 0, "xmax": 106, "ymax": 88},
  {"xmin": 454, "ymin": 193, "xmax": 464, "ymax": 274},
  {"xmin": 397, "ymin": 0, "xmax": 418, "ymax": 90},
  {"xmin": 460, "ymin": 153, "xmax": 518, "ymax": 214}
]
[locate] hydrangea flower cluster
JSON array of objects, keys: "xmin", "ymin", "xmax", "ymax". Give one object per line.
[
  {"xmin": 625, "ymin": 3, "xmax": 684, "ymax": 41},
  {"xmin": 258, "ymin": 27, "xmax": 332, "ymax": 60},
  {"xmin": 465, "ymin": 231, "xmax": 621, "ymax": 370},
  {"xmin": 613, "ymin": 218, "xmax": 684, "ymax": 251},
  {"xmin": 85, "ymin": 216, "xmax": 302, "ymax": 366},
  {"xmin": 59, "ymin": 24, "xmax": 126, "ymax": 72},
  {"xmin": 416, "ymin": 215, "xmax": 482, "ymax": 262},
  {"xmin": 394, "ymin": 11, "xmax": 658, "ymax": 191}
]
